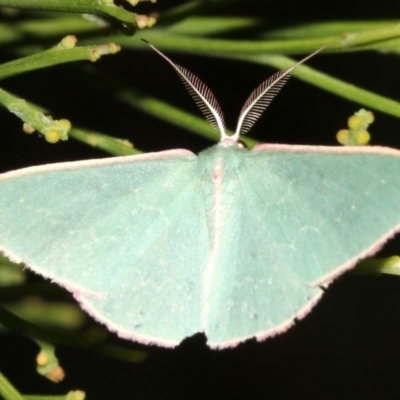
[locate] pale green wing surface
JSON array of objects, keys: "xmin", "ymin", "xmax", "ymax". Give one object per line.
[
  {"xmin": 0, "ymin": 150, "xmax": 208, "ymax": 347},
  {"xmin": 205, "ymin": 144, "xmax": 400, "ymax": 348}
]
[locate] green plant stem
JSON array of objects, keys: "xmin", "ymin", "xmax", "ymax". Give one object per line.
[
  {"xmin": 0, "ymin": 40, "xmax": 120, "ymax": 80},
  {"xmin": 0, "ymin": 16, "xmax": 98, "ymax": 45},
  {"xmin": 0, "ymin": 306, "xmax": 147, "ymax": 362},
  {"xmin": 0, "ymin": 305, "xmax": 72, "ymax": 343},
  {"xmin": 69, "ymin": 128, "xmax": 140, "ymax": 155},
  {"xmin": 263, "ymin": 20, "xmax": 400, "ymax": 39},
  {"xmin": 0, "ymin": 39, "xmax": 120, "ymax": 141},
  {"xmin": 3, "ymin": 17, "xmax": 400, "ymax": 51},
  {"xmin": 0, "ymin": 371, "xmax": 24, "ymax": 400},
  {"xmin": 0, "ymin": 356, "xmax": 84, "ymax": 399},
  {"xmin": 238, "ymin": 53, "xmax": 400, "ymax": 119},
  {"xmin": 0, "ymin": 0, "xmax": 137, "ymax": 26},
  {"xmin": 338, "ymin": 23, "xmax": 400, "ymax": 48},
  {"xmin": 24, "ymin": 393, "xmax": 85, "ymax": 400},
  {"xmin": 0, "ymin": 86, "xmax": 70, "ymax": 139},
  {"xmin": 355, "ymin": 256, "xmax": 400, "ymax": 276},
  {"xmin": 0, "ymin": 84, "xmax": 139, "ymax": 155},
  {"xmin": 113, "ymin": 21, "xmax": 400, "ymax": 54},
  {"xmin": 169, "ymin": 17, "xmax": 261, "ymax": 36},
  {"xmin": 118, "ymin": 31, "xmax": 332, "ymax": 54},
  {"xmin": 6, "ymin": 299, "xmax": 85, "ymax": 330}
]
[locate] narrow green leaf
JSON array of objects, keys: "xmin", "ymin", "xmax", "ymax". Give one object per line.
[
  {"xmin": 355, "ymin": 256, "xmax": 400, "ymax": 276},
  {"xmin": 0, "ymin": 0, "xmax": 137, "ymax": 26},
  {"xmin": 239, "ymin": 53, "xmax": 400, "ymax": 119},
  {"xmin": 0, "ymin": 371, "xmax": 24, "ymax": 400},
  {"xmin": 0, "ymin": 38, "xmax": 120, "ymax": 80}
]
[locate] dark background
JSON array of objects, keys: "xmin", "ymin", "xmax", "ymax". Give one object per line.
[{"xmin": 1, "ymin": 0, "xmax": 400, "ymax": 399}]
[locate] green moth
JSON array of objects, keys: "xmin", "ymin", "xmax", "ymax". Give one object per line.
[{"xmin": 0, "ymin": 42, "xmax": 400, "ymax": 348}]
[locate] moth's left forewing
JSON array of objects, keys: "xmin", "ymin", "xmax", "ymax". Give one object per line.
[{"xmin": 0, "ymin": 150, "xmax": 209, "ymax": 347}]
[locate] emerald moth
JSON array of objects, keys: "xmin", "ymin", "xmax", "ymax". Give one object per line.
[{"xmin": 1, "ymin": 42, "xmax": 400, "ymax": 348}]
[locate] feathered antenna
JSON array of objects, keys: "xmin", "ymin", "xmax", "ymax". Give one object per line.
[
  {"xmin": 144, "ymin": 39, "xmax": 325, "ymax": 143},
  {"xmin": 143, "ymin": 39, "xmax": 226, "ymax": 138},
  {"xmin": 233, "ymin": 46, "xmax": 326, "ymax": 142}
]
